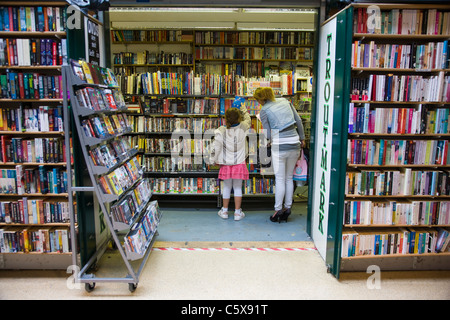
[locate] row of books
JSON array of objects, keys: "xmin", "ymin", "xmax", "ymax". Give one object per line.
[
  {"xmin": 81, "ymin": 113, "xmax": 130, "ymax": 140},
  {"xmin": 0, "ymin": 227, "xmax": 70, "ymax": 254},
  {"xmin": 110, "ymin": 179, "xmax": 152, "ymax": 226},
  {"xmin": 348, "ymin": 139, "xmax": 450, "ymax": 166},
  {"xmin": 352, "ymin": 73, "xmax": 450, "ymax": 102},
  {"xmin": 0, "ymin": 199, "xmax": 69, "ymax": 224},
  {"xmin": 341, "ymin": 227, "xmax": 450, "ymax": 258},
  {"xmin": 354, "ymin": 8, "xmax": 450, "ymax": 35},
  {"xmin": 344, "ymin": 201, "xmax": 450, "ymax": 226},
  {"xmin": 97, "ymin": 156, "xmax": 142, "ymax": 196},
  {"xmin": 139, "ymin": 97, "xmax": 222, "ymax": 115},
  {"xmin": 16, "ymin": 165, "xmax": 67, "ymax": 195},
  {"xmin": 195, "ymin": 46, "xmax": 301, "ymax": 60},
  {"xmin": 71, "ymin": 59, "xmax": 119, "ymax": 87},
  {"xmin": 129, "ymin": 117, "xmax": 223, "ymax": 135},
  {"xmin": 0, "ymin": 71, "xmax": 62, "ymax": 100},
  {"xmin": 75, "ymin": 87, "xmax": 126, "ymax": 112},
  {"xmin": 124, "ymin": 200, "xmax": 161, "ymax": 257},
  {"xmin": 239, "ymin": 177, "xmax": 276, "ymax": 195},
  {"xmin": 117, "ymin": 70, "xmax": 298, "ymax": 96},
  {"xmin": 346, "ymin": 170, "xmax": 449, "ymax": 197},
  {"xmin": 149, "ymin": 177, "xmax": 219, "ymax": 194},
  {"xmin": 112, "ymin": 30, "xmax": 192, "ymax": 43},
  {"xmin": 89, "ymin": 139, "xmax": 133, "ymax": 170},
  {"xmin": 0, "ymin": 38, "xmax": 67, "ymax": 67},
  {"xmin": 1, "ymin": 137, "xmax": 65, "ymax": 164},
  {"xmin": 352, "ymin": 41, "xmax": 449, "ymax": 70},
  {"xmin": 194, "ymin": 31, "xmax": 315, "ymax": 46},
  {"xmin": 113, "ymin": 51, "xmax": 193, "ymax": 66},
  {"xmin": 133, "ymin": 136, "xmax": 214, "ymax": 155},
  {"xmin": 0, "ymin": 166, "xmax": 67, "ymax": 195},
  {"xmin": 348, "ymin": 105, "xmax": 450, "ymax": 134},
  {"xmin": 0, "ymin": 6, "xmax": 66, "ymax": 33},
  {"xmin": 143, "ymin": 156, "xmax": 216, "ymax": 173},
  {"xmin": 0, "ymin": 105, "xmax": 63, "ymax": 133}
]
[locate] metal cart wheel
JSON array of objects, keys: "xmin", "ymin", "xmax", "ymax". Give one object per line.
[
  {"xmin": 85, "ymin": 283, "xmax": 96, "ymax": 292},
  {"xmin": 129, "ymin": 283, "xmax": 137, "ymax": 292}
]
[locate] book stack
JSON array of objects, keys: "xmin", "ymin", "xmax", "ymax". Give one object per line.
[
  {"xmin": 89, "ymin": 139, "xmax": 134, "ymax": 170},
  {"xmin": 351, "ymin": 73, "xmax": 450, "ymax": 102},
  {"xmin": 150, "ymin": 177, "xmax": 219, "ymax": 194},
  {"xmin": 110, "ymin": 179, "xmax": 152, "ymax": 225},
  {"xmin": 124, "ymin": 200, "xmax": 161, "ymax": 258},
  {"xmin": 1, "ymin": 136, "xmax": 65, "ymax": 164},
  {"xmin": 0, "ymin": 70, "xmax": 63, "ymax": 99},
  {"xmin": 348, "ymin": 139, "xmax": 449, "ymax": 165},
  {"xmin": 348, "ymin": 105, "xmax": 450, "ymax": 134},
  {"xmin": 351, "ymin": 41, "xmax": 449, "ymax": 70},
  {"xmin": 354, "ymin": 8, "xmax": 450, "ymax": 35},
  {"xmin": 0, "ymin": 227, "xmax": 70, "ymax": 253},
  {"xmin": 97, "ymin": 156, "xmax": 143, "ymax": 196},
  {"xmin": 0, "ymin": 38, "xmax": 67, "ymax": 66},
  {"xmin": 0, "ymin": 6, "xmax": 66, "ymax": 32},
  {"xmin": 0, "ymin": 105, "xmax": 63, "ymax": 132},
  {"xmin": 114, "ymin": 51, "xmax": 193, "ymax": 65},
  {"xmin": 0, "ymin": 198, "xmax": 70, "ymax": 224},
  {"xmin": 81, "ymin": 113, "xmax": 130, "ymax": 140},
  {"xmin": 341, "ymin": 227, "xmax": 450, "ymax": 258},
  {"xmin": 344, "ymin": 200, "xmax": 450, "ymax": 226},
  {"xmin": 346, "ymin": 170, "xmax": 449, "ymax": 196}
]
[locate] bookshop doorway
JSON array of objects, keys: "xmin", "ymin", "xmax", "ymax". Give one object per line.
[{"xmin": 153, "ymin": 186, "xmax": 311, "ymax": 244}]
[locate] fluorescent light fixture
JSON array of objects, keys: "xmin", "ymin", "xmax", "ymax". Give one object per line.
[
  {"xmin": 242, "ymin": 8, "xmax": 317, "ymax": 14},
  {"xmin": 109, "ymin": 7, "xmax": 239, "ymax": 13}
]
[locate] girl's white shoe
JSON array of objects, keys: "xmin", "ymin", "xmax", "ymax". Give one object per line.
[
  {"xmin": 234, "ymin": 209, "xmax": 245, "ymax": 221},
  {"xmin": 218, "ymin": 208, "xmax": 229, "ymax": 219}
]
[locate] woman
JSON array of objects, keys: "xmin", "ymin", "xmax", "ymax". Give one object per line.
[
  {"xmin": 253, "ymin": 87, "xmax": 306, "ymax": 223},
  {"xmin": 211, "ymin": 102, "xmax": 251, "ymax": 221}
]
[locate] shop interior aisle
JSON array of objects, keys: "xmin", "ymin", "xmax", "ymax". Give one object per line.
[{"xmin": 1, "ymin": 197, "xmax": 450, "ymax": 300}]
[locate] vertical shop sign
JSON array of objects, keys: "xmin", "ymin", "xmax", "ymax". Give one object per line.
[
  {"xmin": 311, "ymin": 17, "xmax": 336, "ymax": 260},
  {"xmin": 84, "ymin": 17, "xmax": 103, "ymax": 66}
]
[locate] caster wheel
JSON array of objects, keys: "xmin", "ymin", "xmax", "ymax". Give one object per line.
[
  {"xmin": 129, "ymin": 283, "xmax": 137, "ymax": 292},
  {"xmin": 85, "ymin": 283, "xmax": 96, "ymax": 292}
]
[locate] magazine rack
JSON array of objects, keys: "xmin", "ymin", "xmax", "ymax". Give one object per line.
[{"xmin": 63, "ymin": 61, "xmax": 161, "ymax": 292}]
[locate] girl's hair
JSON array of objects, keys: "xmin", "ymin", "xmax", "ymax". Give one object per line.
[
  {"xmin": 225, "ymin": 107, "xmax": 241, "ymax": 129},
  {"xmin": 253, "ymin": 87, "xmax": 276, "ymax": 104}
]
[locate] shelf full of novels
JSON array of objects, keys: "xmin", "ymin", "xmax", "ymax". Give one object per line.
[
  {"xmin": 110, "ymin": 29, "xmax": 314, "ymax": 77},
  {"xmin": 64, "ymin": 59, "xmax": 161, "ymax": 292},
  {"xmin": 0, "ymin": 1, "xmax": 72, "ymax": 269},
  {"xmin": 118, "ymin": 70, "xmax": 312, "ymax": 203},
  {"xmin": 342, "ymin": 4, "xmax": 450, "ymax": 273}
]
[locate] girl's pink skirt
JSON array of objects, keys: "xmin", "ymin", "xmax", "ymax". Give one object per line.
[{"xmin": 218, "ymin": 162, "xmax": 249, "ymax": 180}]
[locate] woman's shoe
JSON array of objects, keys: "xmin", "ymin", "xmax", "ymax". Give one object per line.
[
  {"xmin": 270, "ymin": 210, "xmax": 284, "ymax": 223},
  {"xmin": 279, "ymin": 208, "xmax": 291, "ymax": 222}
]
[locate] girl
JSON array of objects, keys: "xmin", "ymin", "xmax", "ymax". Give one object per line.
[
  {"xmin": 253, "ymin": 87, "xmax": 306, "ymax": 223},
  {"xmin": 211, "ymin": 100, "xmax": 251, "ymax": 221}
]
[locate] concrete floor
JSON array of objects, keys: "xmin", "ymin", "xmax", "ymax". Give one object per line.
[{"xmin": 1, "ymin": 200, "xmax": 450, "ymax": 300}]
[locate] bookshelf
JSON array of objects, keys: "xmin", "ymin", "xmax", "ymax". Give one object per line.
[
  {"xmin": 64, "ymin": 59, "xmax": 161, "ymax": 292},
  {"xmin": 308, "ymin": 3, "xmax": 450, "ymax": 278},
  {"xmin": 0, "ymin": 1, "xmax": 72, "ymax": 269},
  {"xmin": 110, "ymin": 27, "xmax": 314, "ymax": 202}
]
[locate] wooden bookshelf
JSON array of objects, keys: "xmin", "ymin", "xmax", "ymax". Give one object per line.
[
  {"xmin": 0, "ymin": 2, "xmax": 71, "ymax": 266},
  {"xmin": 342, "ymin": 3, "xmax": 450, "ymax": 263}
]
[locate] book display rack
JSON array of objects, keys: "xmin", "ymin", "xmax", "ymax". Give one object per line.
[
  {"xmin": 63, "ymin": 59, "xmax": 161, "ymax": 292},
  {"xmin": 309, "ymin": 3, "xmax": 450, "ymax": 279},
  {"xmin": 0, "ymin": 1, "xmax": 71, "ymax": 270}
]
